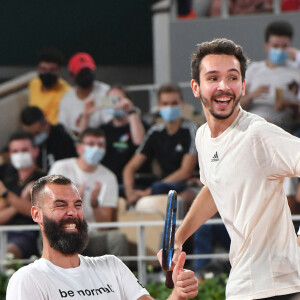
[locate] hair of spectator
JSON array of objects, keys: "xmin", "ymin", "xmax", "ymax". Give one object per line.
[
  {"xmin": 77, "ymin": 127, "xmax": 106, "ymax": 144},
  {"xmin": 36, "ymin": 47, "xmax": 65, "ymax": 66},
  {"xmin": 191, "ymin": 38, "xmax": 250, "ymax": 84},
  {"xmin": 31, "ymin": 174, "xmax": 74, "ymax": 206},
  {"xmin": 157, "ymin": 82, "xmax": 184, "ymax": 101},
  {"xmin": 8, "ymin": 130, "xmax": 35, "ymax": 146},
  {"xmin": 21, "ymin": 106, "xmax": 46, "ymax": 126},
  {"xmin": 109, "ymin": 84, "xmax": 131, "ymax": 99},
  {"xmin": 265, "ymin": 20, "xmax": 294, "ymax": 42}
]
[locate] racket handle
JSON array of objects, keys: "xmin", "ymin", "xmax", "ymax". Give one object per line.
[{"xmin": 165, "ymin": 270, "xmax": 174, "ymax": 289}]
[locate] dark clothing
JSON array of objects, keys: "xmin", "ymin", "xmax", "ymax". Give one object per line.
[
  {"xmin": 137, "ymin": 119, "xmax": 197, "ymax": 178},
  {"xmin": 0, "ymin": 164, "xmax": 46, "ymax": 257},
  {"xmin": 37, "ymin": 124, "xmax": 77, "ymax": 171},
  {"xmin": 101, "ymin": 121, "xmax": 150, "ymax": 183}
]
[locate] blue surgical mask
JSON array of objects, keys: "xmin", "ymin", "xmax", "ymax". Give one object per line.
[
  {"xmin": 159, "ymin": 106, "xmax": 181, "ymax": 122},
  {"xmin": 269, "ymin": 48, "xmax": 288, "ymax": 65},
  {"xmin": 34, "ymin": 132, "xmax": 48, "ymax": 145},
  {"xmin": 106, "ymin": 108, "xmax": 126, "ymax": 119},
  {"xmin": 83, "ymin": 146, "xmax": 105, "ymax": 166}
]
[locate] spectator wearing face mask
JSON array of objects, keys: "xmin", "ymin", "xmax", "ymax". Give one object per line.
[
  {"xmin": 58, "ymin": 52, "xmax": 112, "ymax": 136},
  {"xmin": 28, "ymin": 47, "xmax": 71, "ymax": 125},
  {"xmin": 240, "ymin": 20, "xmax": 300, "ymax": 133},
  {"xmin": 48, "ymin": 127, "xmax": 128, "ymax": 257},
  {"xmin": 0, "ymin": 131, "xmax": 46, "ymax": 259},
  {"xmin": 123, "ymin": 83, "xmax": 198, "ymax": 207},
  {"xmin": 20, "ymin": 106, "xmax": 77, "ymax": 172}
]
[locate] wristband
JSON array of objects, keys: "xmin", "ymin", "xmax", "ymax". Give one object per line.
[{"xmin": 128, "ymin": 109, "xmax": 137, "ymax": 115}]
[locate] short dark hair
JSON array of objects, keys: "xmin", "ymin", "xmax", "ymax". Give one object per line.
[
  {"xmin": 191, "ymin": 38, "xmax": 250, "ymax": 84},
  {"xmin": 77, "ymin": 127, "xmax": 106, "ymax": 143},
  {"xmin": 157, "ymin": 83, "xmax": 183, "ymax": 101},
  {"xmin": 8, "ymin": 130, "xmax": 35, "ymax": 146},
  {"xmin": 21, "ymin": 106, "xmax": 45, "ymax": 126},
  {"xmin": 36, "ymin": 47, "xmax": 65, "ymax": 66},
  {"xmin": 265, "ymin": 20, "xmax": 293, "ymax": 42},
  {"xmin": 31, "ymin": 174, "xmax": 74, "ymax": 205}
]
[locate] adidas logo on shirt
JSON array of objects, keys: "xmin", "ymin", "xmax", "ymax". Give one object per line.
[{"xmin": 211, "ymin": 151, "xmax": 219, "ymax": 162}]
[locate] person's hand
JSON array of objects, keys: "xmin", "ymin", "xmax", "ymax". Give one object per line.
[
  {"xmin": 172, "ymin": 252, "xmax": 198, "ymax": 299},
  {"xmin": 83, "ymin": 98, "xmax": 99, "ymax": 117},
  {"xmin": 157, "ymin": 250, "xmax": 198, "ymax": 299},
  {"xmin": 252, "ymin": 85, "xmax": 269, "ymax": 98},
  {"xmin": 90, "ymin": 181, "xmax": 101, "ymax": 208},
  {"xmin": 285, "ymin": 47, "xmax": 300, "ymax": 61},
  {"xmin": 117, "ymin": 97, "xmax": 134, "ymax": 113},
  {"xmin": 126, "ymin": 189, "xmax": 147, "ymax": 207},
  {"xmin": 0, "ymin": 180, "xmax": 7, "ymax": 197}
]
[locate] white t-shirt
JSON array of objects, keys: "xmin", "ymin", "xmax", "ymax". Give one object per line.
[
  {"xmin": 49, "ymin": 158, "xmax": 118, "ymax": 226},
  {"xmin": 245, "ymin": 60, "xmax": 300, "ymax": 126},
  {"xmin": 6, "ymin": 255, "xmax": 149, "ymax": 300},
  {"xmin": 58, "ymin": 81, "xmax": 112, "ymax": 133},
  {"xmin": 196, "ymin": 108, "xmax": 300, "ymax": 300}
]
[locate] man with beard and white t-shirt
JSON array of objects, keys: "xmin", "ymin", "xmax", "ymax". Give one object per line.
[{"xmin": 6, "ymin": 174, "xmax": 199, "ymax": 300}]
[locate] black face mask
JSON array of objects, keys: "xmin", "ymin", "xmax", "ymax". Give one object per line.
[
  {"xmin": 39, "ymin": 73, "xmax": 58, "ymax": 88},
  {"xmin": 75, "ymin": 69, "xmax": 95, "ymax": 89}
]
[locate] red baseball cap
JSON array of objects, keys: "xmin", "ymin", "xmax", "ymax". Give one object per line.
[{"xmin": 68, "ymin": 52, "xmax": 96, "ymax": 75}]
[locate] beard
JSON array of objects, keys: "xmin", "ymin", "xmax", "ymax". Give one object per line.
[
  {"xmin": 200, "ymin": 91, "xmax": 242, "ymax": 120},
  {"xmin": 43, "ymin": 215, "xmax": 89, "ymax": 254}
]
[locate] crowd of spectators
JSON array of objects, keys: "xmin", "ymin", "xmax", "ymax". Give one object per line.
[{"xmin": 0, "ymin": 17, "xmax": 299, "ymax": 279}]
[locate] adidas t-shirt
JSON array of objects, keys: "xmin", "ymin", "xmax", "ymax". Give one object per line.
[
  {"xmin": 6, "ymin": 255, "xmax": 149, "ymax": 300},
  {"xmin": 196, "ymin": 108, "xmax": 300, "ymax": 300}
]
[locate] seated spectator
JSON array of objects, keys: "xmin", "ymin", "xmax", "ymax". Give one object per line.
[
  {"xmin": 241, "ymin": 20, "xmax": 300, "ymax": 133},
  {"xmin": 79, "ymin": 85, "xmax": 148, "ymax": 193},
  {"xmin": 20, "ymin": 106, "xmax": 77, "ymax": 171},
  {"xmin": 49, "ymin": 127, "xmax": 128, "ymax": 257},
  {"xmin": 29, "ymin": 47, "xmax": 71, "ymax": 125},
  {"xmin": 0, "ymin": 131, "xmax": 46, "ymax": 258},
  {"xmin": 58, "ymin": 52, "xmax": 111, "ymax": 136},
  {"xmin": 123, "ymin": 83, "xmax": 198, "ymax": 207}
]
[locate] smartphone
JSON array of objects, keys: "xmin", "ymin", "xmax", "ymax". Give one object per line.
[{"xmin": 94, "ymin": 95, "xmax": 119, "ymax": 108}]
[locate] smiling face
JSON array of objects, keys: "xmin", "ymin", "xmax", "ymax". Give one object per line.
[
  {"xmin": 32, "ymin": 183, "xmax": 88, "ymax": 254},
  {"xmin": 191, "ymin": 54, "xmax": 245, "ymax": 121}
]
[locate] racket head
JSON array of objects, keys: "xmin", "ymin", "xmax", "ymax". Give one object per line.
[{"xmin": 162, "ymin": 190, "xmax": 177, "ymax": 271}]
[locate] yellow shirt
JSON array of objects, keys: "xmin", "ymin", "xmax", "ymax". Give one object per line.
[{"xmin": 29, "ymin": 77, "xmax": 71, "ymax": 124}]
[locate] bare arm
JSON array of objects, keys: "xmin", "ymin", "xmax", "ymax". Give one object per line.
[
  {"xmin": 123, "ymin": 153, "xmax": 148, "ymax": 204},
  {"xmin": 0, "ymin": 180, "xmax": 32, "ymax": 217},
  {"xmin": 0, "ymin": 204, "xmax": 17, "ymax": 225},
  {"xmin": 174, "ymin": 186, "xmax": 217, "ymax": 261},
  {"xmin": 128, "ymin": 112, "xmax": 146, "ymax": 145},
  {"xmin": 163, "ymin": 154, "xmax": 198, "ymax": 183},
  {"xmin": 78, "ymin": 98, "xmax": 99, "ymax": 134},
  {"xmin": 240, "ymin": 84, "xmax": 269, "ymax": 109}
]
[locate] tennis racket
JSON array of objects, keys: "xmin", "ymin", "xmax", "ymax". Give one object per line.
[{"xmin": 162, "ymin": 190, "xmax": 177, "ymax": 289}]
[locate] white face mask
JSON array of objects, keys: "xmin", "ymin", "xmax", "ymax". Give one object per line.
[{"xmin": 10, "ymin": 152, "xmax": 33, "ymax": 170}]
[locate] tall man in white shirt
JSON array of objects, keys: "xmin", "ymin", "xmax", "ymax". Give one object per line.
[{"xmin": 171, "ymin": 38, "xmax": 300, "ymax": 300}]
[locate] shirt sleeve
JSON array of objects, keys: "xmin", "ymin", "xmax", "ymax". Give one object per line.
[
  {"xmin": 250, "ymin": 121, "xmax": 300, "ymax": 179},
  {"xmin": 109, "ymin": 255, "xmax": 150, "ymax": 299},
  {"xmin": 6, "ymin": 268, "xmax": 46, "ymax": 300}
]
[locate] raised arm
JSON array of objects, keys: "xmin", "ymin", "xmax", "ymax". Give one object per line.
[{"xmin": 174, "ymin": 186, "xmax": 217, "ymax": 261}]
